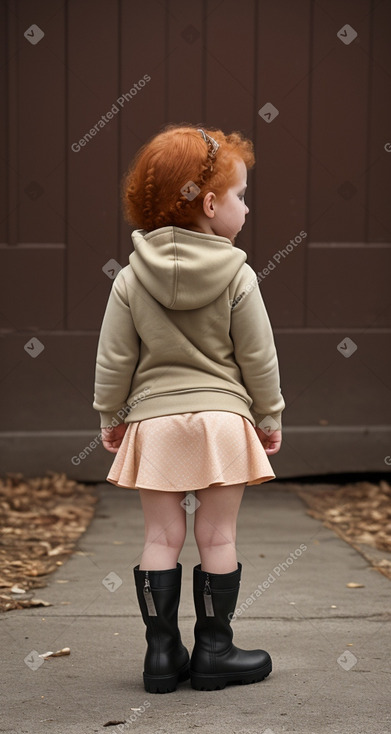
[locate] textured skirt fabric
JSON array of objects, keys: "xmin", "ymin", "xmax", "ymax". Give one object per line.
[{"xmin": 106, "ymin": 411, "xmax": 275, "ymax": 491}]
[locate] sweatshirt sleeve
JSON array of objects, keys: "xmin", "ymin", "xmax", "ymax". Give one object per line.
[
  {"xmin": 93, "ymin": 271, "xmax": 140, "ymax": 428},
  {"xmin": 229, "ymin": 266, "xmax": 285, "ymax": 430}
]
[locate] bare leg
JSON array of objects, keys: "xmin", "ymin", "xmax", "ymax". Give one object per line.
[
  {"xmin": 193, "ymin": 483, "xmax": 246, "ymax": 574},
  {"xmin": 138, "ymin": 488, "xmax": 187, "ymax": 570}
]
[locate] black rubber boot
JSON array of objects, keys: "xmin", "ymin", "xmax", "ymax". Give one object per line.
[
  {"xmin": 133, "ymin": 563, "xmax": 190, "ymax": 693},
  {"xmin": 190, "ymin": 562, "xmax": 272, "ymax": 690}
]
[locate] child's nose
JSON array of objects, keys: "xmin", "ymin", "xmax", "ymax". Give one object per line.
[{"xmin": 245, "ymin": 204, "xmax": 249, "ymax": 214}]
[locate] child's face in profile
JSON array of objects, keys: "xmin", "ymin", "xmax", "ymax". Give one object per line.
[{"xmin": 199, "ymin": 158, "xmax": 250, "ymax": 243}]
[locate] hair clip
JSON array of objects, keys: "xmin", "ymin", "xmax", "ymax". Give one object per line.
[{"xmin": 197, "ymin": 128, "xmax": 220, "ymax": 158}]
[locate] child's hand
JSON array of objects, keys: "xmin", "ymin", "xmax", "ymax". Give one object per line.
[
  {"xmin": 101, "ymin": 423, "xmax": 128, "ymax": 453},
  {"xmin": 254, "ymin": 428, "xmax": 282, "ymax": 455}
]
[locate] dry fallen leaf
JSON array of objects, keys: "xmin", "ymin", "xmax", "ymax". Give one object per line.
[
  {"xmin": 50, "ymin": 647, "xmax": 70, "ymax": 657},
  {"xmin": 0, "ymin": 471, "xmax": 97, "ymax": 612},
  {"xmin": 293, "ymin": 480, "xmax": 391, "ymax": 579},
  {"xmin": 376, "ymin": 558, "xmax": 391, "ymax": 569},
  {"xmin": 29, "ymin": 599, "xmax": 52, "ymax": 607},
  {"xmin": 40, "ymin": 647, "xmax": 70, "ymax": 659},
  {"xmin": 103, "ymin": 722, "xmax": 126, "ymax": 728},
  {"xmin": 0, "ymin": 595, "xmax": 52, "ymax": 611}
]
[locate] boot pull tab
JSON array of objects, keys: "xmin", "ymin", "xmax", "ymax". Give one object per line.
[
  {"xmin": 143, "ymin": 571, "xmax": 157, "ymax": 616},
  {"xmin": 203, "ymin": 575, "xmax": 214, "ymax": 617}
]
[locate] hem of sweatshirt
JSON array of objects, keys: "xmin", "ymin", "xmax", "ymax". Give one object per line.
[
  {"xmin": 99, "ymin": 392, "xmax": 281, "ymax": 429},
  {"xmin": 129, "ymin": 393, "xmax": 256, "ymax": 426}
]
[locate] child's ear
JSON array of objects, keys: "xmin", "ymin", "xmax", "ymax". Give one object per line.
[{"xmin": 202, "ymin": 191, "xmax": 216, "ymax": 219}]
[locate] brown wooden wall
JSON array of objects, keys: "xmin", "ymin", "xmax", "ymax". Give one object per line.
[{"xmin": 1, "ymin": 0, "xmax": 390, "ymax": 480}]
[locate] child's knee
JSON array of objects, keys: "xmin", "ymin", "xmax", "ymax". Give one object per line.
[
  {"xmin": 194, "ymin": 520, "xmax": 236, "ymax": 550},
  {"xmin": 146, "ymin": 521, "xmax": 186, "ymax": 551}
]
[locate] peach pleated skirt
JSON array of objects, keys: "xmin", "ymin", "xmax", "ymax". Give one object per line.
[{"xmin": 106, "ymin": 411, "xmax": 275, "ymax": 491}]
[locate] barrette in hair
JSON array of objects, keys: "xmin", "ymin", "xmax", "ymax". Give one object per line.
[{"xmin": 197, "ymin": 128, "xmax": 220, "ymax": 157}]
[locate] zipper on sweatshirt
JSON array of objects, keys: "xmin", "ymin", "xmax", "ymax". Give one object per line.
[
  {"xmin": 143, "ymin": 571, "xmax": 157, "ymax": 616},
  {"xmin": 203, "ymin": 574, "xmax": 214, "ymax": 617}
]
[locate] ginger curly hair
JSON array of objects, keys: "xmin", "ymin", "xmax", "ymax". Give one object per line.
[{"xmin": 121, "ymin": 123, "xmax": 255, "ymax": 232}]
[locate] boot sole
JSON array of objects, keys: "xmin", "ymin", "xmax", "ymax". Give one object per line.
[
  {"xmin": 190, "ymin": 660, "xmax": 272, "ymax": 691},
  {"xmin": 144, "ymin": 660, "xmax": 190, "ymax": 694}
]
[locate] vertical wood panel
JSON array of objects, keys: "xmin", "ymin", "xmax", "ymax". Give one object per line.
[
  {"xmin": 119, "ymin": 0, "xmax": 167, "ymax": 263},
  {"xmin": 307, "ymin": 245, "xmax": 391, "ymax": 327},
  {"xmin": 166, "ymin": 1, "xmax": 204, "ymax": 124},
  {"xmin": 276, "ymin": 331, "xmax": 391, "ymax": 425},
  {"xmin": 205, "ymin": 0, "xmax": 256, "ymax": 253},
  {"xmin": 17, "ymin": 0, "xmax": 66, "ymax": 244},
  {"xmin": 0, "ymin": 246, "xmax": 64, "ymax": 330},
  {"xmin": 0, "ymin": 0, "xmax": 7, "ymax": 243},
  {"xmin": 0, "ymin": 333, "xmax": 99, "ymax": 430},
  {"xmin": 254, "ymin": 0, "xmax": 311, "ymax": 327},
  {"xmin": 310, "ymin": 0, "xmax": 370, "ymax": 242},
  {"xmin": 367, "ymin": 0, "xmax": 391, "ymax": 242},
  {"xmin": 0, "ymin": 0, "xmax": 65, "ymax": 331},
  {"xmin": 5, "ymin": 2, "xmax": 18, "ymax": 246},
  {"xmin": 67, "ymin": 0, "xmax": 120, "ymax": 330}
]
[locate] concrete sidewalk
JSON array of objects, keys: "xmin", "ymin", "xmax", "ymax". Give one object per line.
[{"xmin": 1, "ymin": 483, "xmax": 390, "ymax": 734}]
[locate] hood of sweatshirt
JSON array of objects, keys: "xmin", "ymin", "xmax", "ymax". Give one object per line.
[{"xmin": 129, "ymin": 226, "xmax": 247, "ymax": 310}]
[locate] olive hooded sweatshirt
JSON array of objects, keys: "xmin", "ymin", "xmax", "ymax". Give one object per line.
[{"xmin": 93, "ymin": 226, "xmax": 285, "ymax": 430}]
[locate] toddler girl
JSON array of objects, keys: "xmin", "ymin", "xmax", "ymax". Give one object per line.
[{"xmin": 93, "ymin": 124, "xmax": 285, "ymax": 693}]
